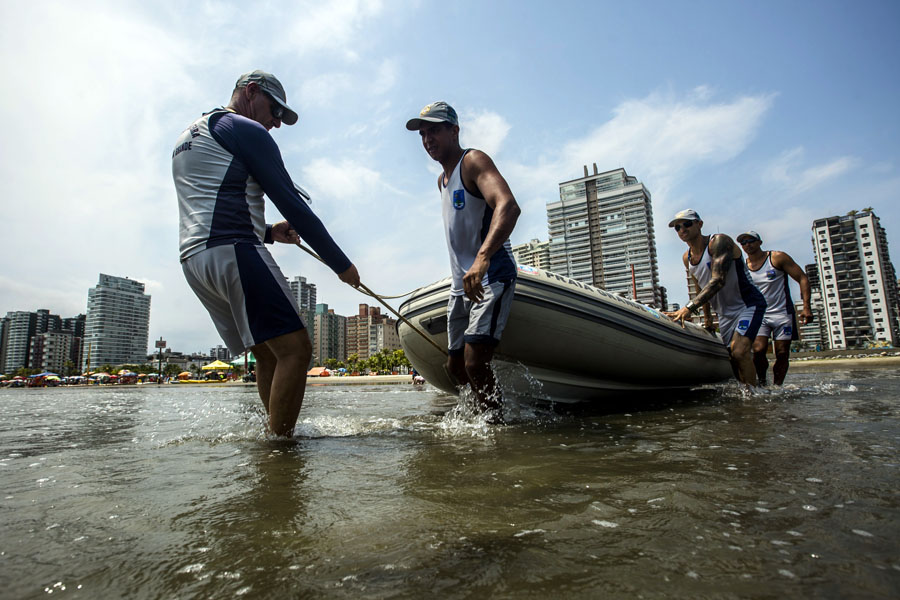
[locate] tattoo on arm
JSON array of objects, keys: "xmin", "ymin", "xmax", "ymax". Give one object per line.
[{"xmin": 691, "ymin": 236, "xmax": 733, "ymax": 307}]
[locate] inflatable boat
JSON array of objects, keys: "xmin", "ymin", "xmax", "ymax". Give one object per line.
[{"xmin": 398, "ymin": 265, "xmax": 733, "ymax": 403}]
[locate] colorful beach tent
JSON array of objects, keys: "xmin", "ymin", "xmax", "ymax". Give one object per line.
[{"xmin": 230, "ymin": 352, "xmax": 256, "ymax": 367}]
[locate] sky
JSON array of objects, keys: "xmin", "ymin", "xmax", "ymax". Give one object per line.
[{"xmin": 1, "ymin": 0, "xmax": 898, "ymax": 354}]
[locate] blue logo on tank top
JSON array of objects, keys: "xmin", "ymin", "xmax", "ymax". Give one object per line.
[
  {"xmin": 766, "ymin": 269, "xmax": 777, "ymax": 280},
  {"xmin": 452, "ymin": 189, "xmax": 465, "ymax": 210}
]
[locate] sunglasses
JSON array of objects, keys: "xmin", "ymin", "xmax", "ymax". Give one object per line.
[
  {"xmin": 673, "ymin": 220, "xmax": 695, "ymax": 232},
  {"xmin": 263, "ymin": 91, "xmax": 284, "ymax": 120},
  {"xmin": 739, "ymin": 239, "xmax": 758, "ymax": 246}
]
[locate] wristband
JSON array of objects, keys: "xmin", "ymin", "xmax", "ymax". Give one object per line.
[{"xmin": 686, "ymin": 301, "xmax": 700, "ymax": 315}]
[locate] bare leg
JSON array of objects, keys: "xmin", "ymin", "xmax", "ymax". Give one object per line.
[
  {"xmin": 772, "ymin": 340, "xmax": 792, "ymax": 385},
  {"xmin": 464, "ymin": 343, "xmax": 500, "ymax": 413},
  {"xmin": 751, "ymin": 336, "xmax": 770, "ymax": 386},
  {"xmin": 446, "ymin": 352, "xmax": 471, "ymax": 390},
  {"xmin": 729, "ymin": 333, "xmax": 758, "ymax": 386},
  {"xmin": 250, "ymin": 329, "xmax": 312, "ymax": 436},
  {"xmin": 253, "ymin": 343, "xmax": 276, "ymax": 413}
]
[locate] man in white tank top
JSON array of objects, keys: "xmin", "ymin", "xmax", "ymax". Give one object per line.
[
  {"xmin": 665, "ymin": 209, "xmax": 766, "ymax": 386},
  {"xmin": 407, "ymin": 101, "xmax": 521, "ymax": 422},
  {"xmin": 737, "ymin": 230, "xmax": 813, "ymax": 385}
]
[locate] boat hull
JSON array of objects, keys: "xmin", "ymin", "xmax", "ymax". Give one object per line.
[{"xmin": 398, "ymin": 267, "xmax": 733, "ymax": 403}]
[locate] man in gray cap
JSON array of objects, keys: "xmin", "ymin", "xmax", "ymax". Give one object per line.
[
  {"xmin": 406, "ymin": 101, "xmax": 521, "ymax": 422},
  {"xmin": 665, "ymin": 209, "xmax": 766, "ymax": 386},
  {"xmin": 737, "ymin": 230, "xmax": 813, "ymax": 385},
  {"xmin": 173, "ymin": 70, "xmax": 360, "ymax": 436}
]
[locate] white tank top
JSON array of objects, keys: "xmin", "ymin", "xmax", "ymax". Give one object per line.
[
  {"xmin": 747, "ymin": 252, "xmax": 793, "ymax": 316},
  {"xmin": 687, "ymin": 235, "xmax": 766, "ymax": 319},
  {"xmin": 440, "ymin": 150, "xmax": 517, "ymax": 296}
]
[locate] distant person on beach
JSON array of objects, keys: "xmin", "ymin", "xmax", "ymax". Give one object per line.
[
  {"xmin": 665, "ymin": 210, "xmax": 766, "ymax": 386},
  {"xmin": 172, "ymin": 70, "xmax": 360, "ymax": 436},
  {"xmin": 737, "ymin": 230, "xmax": 813, "ymax": 385},
  {"xmin": 406, "ymin": 101, "xmax": 520, "ymax": 422}
]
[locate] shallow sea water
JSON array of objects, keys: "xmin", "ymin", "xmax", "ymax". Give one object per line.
[{"xmin": 1, "ymin": 368, "xmax": 898, "ymax": 599}]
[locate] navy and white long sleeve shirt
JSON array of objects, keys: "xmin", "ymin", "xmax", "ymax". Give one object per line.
[{"xmin": 172, "ymin": 108, "xmax": 351, "ymax": 274}]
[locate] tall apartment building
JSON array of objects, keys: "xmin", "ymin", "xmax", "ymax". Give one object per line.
[
  {"xmin": 345, "ymin": 304, "xmax": 400, "ymax": 361},
  {"xmin": 1, "ymin": 311, "xmax": 37, "ymax": 373},
  {"xmin": 30, "ymin": 331, "xmax": 75, "ymax": 374},
  {"xmin": 210, "ymin": 345, "xmax": 230, "ymax": 361},
  {"xmin": 811, "ymin": 210, "xmax": 900, "ymax": 349},
  {"xmin": 312, "ymin": 303, "xmax": 346, "ymax": 366},
  {"xmin": 794, "ymin": 263, "xmax": 829, "ymax": 350},
  {"xmin": 288, "ymin": 275, "xmax": 317, "ymax": 360},
  {"xmin": 512, "ymin": 239, "xmax": 551, "ymax": 270},
  {"xmin": 288, "ymin": 275, "xmax": 317, "ymax": 311},
  {"xmin": 547, "ymin": 166, "xmax": 663, "ymax": 307},
  {"xmin": 83, "ymin": 274, "xmax": 151, "ymax": 370},
  {"xmin": 0, "ymin": 310, "xmax": 83, "ymax": 374}
]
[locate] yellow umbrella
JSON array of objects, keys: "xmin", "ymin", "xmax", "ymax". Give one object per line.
[{"xmin": 201, "ymin": 360, "xmax": 232, "ymax": 370}]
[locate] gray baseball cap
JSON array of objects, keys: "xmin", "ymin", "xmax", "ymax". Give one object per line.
[
  {"xmin": 736, "ymin": 230, "xmax": 762, "ymax": 244},
  {"xmin": 406, "ymin": 101, "xmax": 458, "ymax": 130},
  {"xmin": 235, "ymin": 70, "xmax": 298, "ymax": 126},
  {"xmin": 668, "ymin": 208, "xmax": 702, "ymax": 227}
]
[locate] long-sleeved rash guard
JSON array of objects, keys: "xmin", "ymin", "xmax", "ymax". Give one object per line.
[{"xmin": 173, "ymin": 109, "xmax": 351, "ymax": 274}]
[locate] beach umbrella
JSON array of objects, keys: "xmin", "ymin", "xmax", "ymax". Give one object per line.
[{"xmin": 201, "ymin": 360, "xmax": 231, "ymax": 370}]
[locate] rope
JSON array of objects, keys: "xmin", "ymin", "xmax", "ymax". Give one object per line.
[{"xmin": 294, "ymin": 242, "xmax": 448, "ymax": 357}]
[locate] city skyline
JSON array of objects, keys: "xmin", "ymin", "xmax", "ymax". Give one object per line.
[{"xmin": 1, "ymin": 1, "xmax": 898, "ymax": 352}]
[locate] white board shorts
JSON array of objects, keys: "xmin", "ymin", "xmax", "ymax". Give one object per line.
[
  {"xmin": 758, "ymin": 312, "xmax": 796, "ymax": 341},
  {"xmin": 181, "ymin": 243, "xmax": 305, "ymax": 355},
  {"xmin": 718, "ymin": 304, "xmax": 765, "ymax": 348},
  {"xmin": 446, "ymin": 280, "xmax": 515, "ymax": 356}
]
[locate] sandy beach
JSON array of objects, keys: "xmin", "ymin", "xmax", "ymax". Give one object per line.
[
  {"xmin": 788, "ymin": 354, "xmax": 900, "ymax": 372},
  {"xmin": 304, "ymin": 374, "xmax": 415, "ymax": 385}
]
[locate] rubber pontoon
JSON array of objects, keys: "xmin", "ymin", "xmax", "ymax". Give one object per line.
[{"xmin": 398, "ymin": 266, "xmax": 733, "ymax": 403}]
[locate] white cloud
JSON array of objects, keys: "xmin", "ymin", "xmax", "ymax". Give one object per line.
[
  {"xmin": 764, "ymin": 147, "xmax": 859, "ymax": 195},
  {"xmin": 280, "ymin": 0, "xmax": 386, "ymax": 60},
  {"xmin": 501, "ymin": 88, "xmax": 776, "ymax": 248},
  {"xmin": 460, "ymin": 110, "xmax": 512, "ymax": 157},
  {"xmin": 371, "ymin": 59, "xmax": 399, "ymax": 95},
  {"xmin": 300, "ymin": 72, "xmax": 355, "ymax": 108}
]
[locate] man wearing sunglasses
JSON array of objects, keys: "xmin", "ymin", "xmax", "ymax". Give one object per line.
[
  {"xmin": 173, "ymin": 70, "xmax": 360, "ymax": 436},
  {"xmin": 666, "ymin": 209, "xmax": 766, "ymax": 386},
  {"xmin": 737, "ymin": 231, "xmax": 813, "ymax": 385}
]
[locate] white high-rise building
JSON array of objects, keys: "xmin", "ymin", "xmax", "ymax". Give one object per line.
[
  {"xmin": 83, "ymin": 274, "xmax": 151, "ymax": 370},
  {"xmin": 811, "ymin": 210, "xmax": 900, "ymax": 349},
  {"xmin": 288, "ymin": 275, "xmax": 317, "ymax": 311},
  {"xmin": 795, "ymin": 263, "xmax": 828, "ymax": 351},
  {"xmin": 547, "ymin": 166, "xmax": 663, "ymax": 307},
  {"xmin": 313, "ymin": 303, "xmax": 346, "ymax": 366}
]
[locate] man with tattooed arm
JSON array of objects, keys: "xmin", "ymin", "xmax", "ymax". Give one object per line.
[{"xmin": 665, "ymin": 210, "xmax": 766, "ymax": 386}]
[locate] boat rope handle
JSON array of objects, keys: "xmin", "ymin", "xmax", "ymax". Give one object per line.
[{"xmin": 294, "ymin": 242, "xmax": 448, "ymax": 357}]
